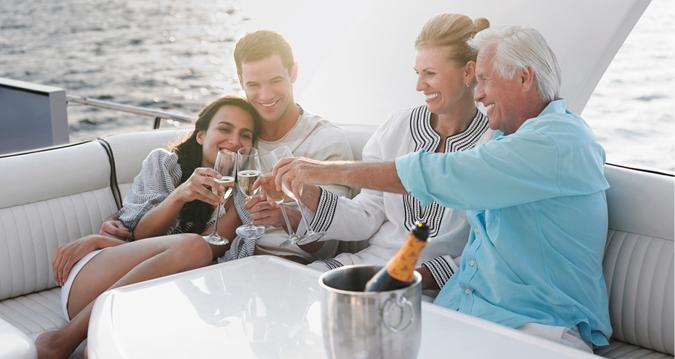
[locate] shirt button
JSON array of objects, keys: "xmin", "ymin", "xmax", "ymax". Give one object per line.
[
  {"xmin": 464, "ymin": 288, "xmax": 473, "ymax": 295},
  {"xmin": 473, "ymin": 229, "xmax": 480, "ymax": 237},
  {"xmin": 469, "ymin": 259, "xmax": 476, "ymax": 267}
]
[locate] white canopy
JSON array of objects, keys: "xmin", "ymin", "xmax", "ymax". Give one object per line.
[{"xmin": 238, "ymin": 0, "xmax": 650, "ymax": 125}]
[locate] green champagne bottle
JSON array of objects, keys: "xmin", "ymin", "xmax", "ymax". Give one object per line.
[{"xmin": 364, "ymin": 221, "xmax": 429, "ymax": 291}]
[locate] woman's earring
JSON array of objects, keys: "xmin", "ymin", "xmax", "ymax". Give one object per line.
[{"xmin": 465, "ymin": 82, "xmax": 470, "ymax": 88}]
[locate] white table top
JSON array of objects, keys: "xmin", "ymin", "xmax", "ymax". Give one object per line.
[{"xmin": 88, "ymin": 256, "xmax": 597, "ymax": 359}]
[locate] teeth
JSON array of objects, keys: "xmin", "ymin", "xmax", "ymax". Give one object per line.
[
  {"xmin": 260, "ymin": 99, "xmax": 278, "ymax": 107},
  {"xmin": 425, "ymin": 93, "xmax": 439, "ymax": 100}
]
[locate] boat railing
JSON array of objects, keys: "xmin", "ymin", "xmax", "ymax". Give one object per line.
[{"xmin": 66, "ymin": 95, "xmax": 192, "ymax": 129}]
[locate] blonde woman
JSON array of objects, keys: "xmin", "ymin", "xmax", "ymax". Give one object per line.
[{"xmin": 289, "ymin": 14, "xmax": 493, "ymax": 289}]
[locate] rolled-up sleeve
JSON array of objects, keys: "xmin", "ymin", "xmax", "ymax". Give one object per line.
[
  {"xmin": 395, "ymin": 130, "xmax": 605, "ymax": 210},
  {"xmin": 118, "ymin": 149, "xmax": 182, "ymax": 232}
]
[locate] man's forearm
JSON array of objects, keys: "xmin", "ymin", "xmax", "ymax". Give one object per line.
[{"xmin": 330, "ymin": 161, "xmax": 406, "ymax": 194}]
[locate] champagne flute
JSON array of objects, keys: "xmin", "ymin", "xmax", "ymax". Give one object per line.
[
  {"xmin": 274, "ymin": 146, "xmax": 325, "ymax": 245},
  {"xmin": 203, "ymin": 149, "xmax": 237, "ymax": 245},
  {"xmin": 235, "ymin": 147, "xmax": 265, "ymax": 239},
  {"xmin": 259, "ymin": 147, "xmax": 302, "ymax": 245}
]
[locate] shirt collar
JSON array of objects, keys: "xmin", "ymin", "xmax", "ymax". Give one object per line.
[
  {"xmin": 539, "ymin": 99, "xmax": 567, "ymax": 116},
  {"xmin": 501, "ymin": 99, "xmax": 568, "ymax": 137}
]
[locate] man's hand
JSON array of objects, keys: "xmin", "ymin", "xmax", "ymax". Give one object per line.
[
  {"xmin": 99, "ymin": 219, "xmax": 131, "ymax": 240},
  {"xmin": 272, "ymin": 157, "xmax": 332, "ymax": 200},
  {"xmin": 273, "ymin": 158, "xmax": 405, "ymax": 196},
  {"xmin": 245, "ymin": 195, "xmax": 294, "ymax": 229}
]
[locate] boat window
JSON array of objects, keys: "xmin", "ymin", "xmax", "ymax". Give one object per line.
[{"xmin": 582, "ymin": 0, "xmax": 674, "ymax": 174}]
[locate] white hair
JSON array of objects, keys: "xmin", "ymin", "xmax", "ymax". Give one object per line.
[{"xmin": 468, "ymin": 26, "xmax": 561, "ymax": 102}]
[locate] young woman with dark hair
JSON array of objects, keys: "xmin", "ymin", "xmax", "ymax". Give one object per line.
[{"xmin": 36, "ymin": 95, "xmax": 261, "ymax": 359}]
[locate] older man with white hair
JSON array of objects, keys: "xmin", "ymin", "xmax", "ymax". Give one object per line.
[{"xmin": 274, "ymin": 26, "xmax": 612, "ymax": 352}]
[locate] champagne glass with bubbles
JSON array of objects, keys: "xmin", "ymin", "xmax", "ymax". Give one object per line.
[
  {"xmin": 259, "ymin": 147, "xmax": 302, "ymax": 245},
  {"xmin": 235, "ymin": 147, "xmax": 265, "ymax": 239},
  {"xmin": 203, "ymin": 149, "xmax": 237, "ymax": 245}
]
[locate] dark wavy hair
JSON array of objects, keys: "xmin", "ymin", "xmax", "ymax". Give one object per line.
[{"xmin": 168, "ymin": 96, "xmax": 261, "ymax": 234}]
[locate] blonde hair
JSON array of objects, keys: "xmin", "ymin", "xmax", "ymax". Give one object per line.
[{"xmin": 415, "ymin": 14, "xmax": 490, "ymax": 65}]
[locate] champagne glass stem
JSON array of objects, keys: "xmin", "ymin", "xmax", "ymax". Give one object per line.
[
  {"xmin": 279, "ymin": 204, "xmax": 295, "ymax": 236},
  {"xmin": 208, "ymin": 203, "xmax": 223, "ymax": 237},
  {"xmin": 294, "ymin": 198, "xmax": 313, "ymax": 236}
]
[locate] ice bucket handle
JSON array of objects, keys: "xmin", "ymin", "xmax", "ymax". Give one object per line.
[{"xmin": 381, "ymin": 295, "xmax": 414, "ymax": 333}]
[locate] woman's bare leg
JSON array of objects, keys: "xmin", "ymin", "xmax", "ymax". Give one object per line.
[{"xmin": 35, "ymin": 233, "xmax": 214, "ymax": 359}]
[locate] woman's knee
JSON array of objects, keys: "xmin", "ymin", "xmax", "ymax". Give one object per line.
[{"xmin": 170, "ymin": 234, "xmax": 213, "ymax": 269}]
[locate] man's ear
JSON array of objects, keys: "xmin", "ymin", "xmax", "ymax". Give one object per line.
[
  {"xmin": 521, "ymin": 66, "xmax": 536, "ymax": 91},
  {"xmin": 290, "ymin": 63, "xmax": 298, "ymax": 83},
  {"xmin": 196, "ymin": 130, "xmax": 205, "ymax": 145}
]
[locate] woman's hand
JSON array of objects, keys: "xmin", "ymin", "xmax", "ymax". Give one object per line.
[
  {"xmin": 99, "ymin": 219, "xmax": 131, "ymax": 240},
  {"xmin": 52, "ymin": 235, "xmax": 100, "ymax": 286},
  {"xmin": 172, "ymin": 167, "xmax": 224, "ymax": 207}
]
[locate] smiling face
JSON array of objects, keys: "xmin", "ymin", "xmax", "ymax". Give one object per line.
[
  {"xmin": 239, "ymin": 54, "xmax": 297, "ymax": 124},
  {"xmin": 474, "ymin": 44, "xmax": 529, "ymax": 134},
  {"xmin": 414, "ymin": 46, "xmax": 474, "ymax": 116},
  {"xmin": 197, "ymin": 105, "xmax": 255, "ymax": 167}
]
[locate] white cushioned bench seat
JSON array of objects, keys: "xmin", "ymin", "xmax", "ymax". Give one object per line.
[
  {"xmin": 0, "ymin": 288, "xmax": 63, "ymax": 338},
  {"xmin": 0, "ymin": 140, "xmax": 117, "ymax": 358},
  {"xmin": 600, "ymin": 166, "xmax": 674, "ymax": 358},
  {"xmin": 0, "ymin": 129, "xmax": 672, "ymax": 359},
  {"xmin": 596, "ymin": 340, "xmax": 673, "ymax": 359},
  {"xmin": 0, "ymin": 141, "xmax": 116, "ymax": 302}
]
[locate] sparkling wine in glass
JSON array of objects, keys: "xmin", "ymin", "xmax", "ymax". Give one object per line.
[
  {"xmin": 203, "ymin": 149, "xmax": 237, "ymax": 245},
  {"xmin": 235, "ymin": 147, "xmax": 265, "ymax": 239}
]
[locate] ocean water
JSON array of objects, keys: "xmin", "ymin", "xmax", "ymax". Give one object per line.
[
  {"xmin": 581, "ymin": 0, "xmax": 674, "ymax": 173},
  {"xmin": 1, "ymin": 0, "xmax": 673, "ymax": 173}
]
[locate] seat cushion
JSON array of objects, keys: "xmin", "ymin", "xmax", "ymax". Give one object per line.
[
  {"xmin": 0, "ymin": 288, "xmax": 87, "ymax": 359},
  {"xmin": 0, "ymin": 288, "xmax": 65, "ymax": 337},
  {"xmin": 603, "ymin": 230, "xmax": 674, "ymax": 355},
  {"xmin": 596, "ymin": 339, "xmax": 674, "ymax": 359}
]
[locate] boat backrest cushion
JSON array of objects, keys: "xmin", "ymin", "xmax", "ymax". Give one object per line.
[
  {"xmin": 0, "ymin": 142, "xmax": 118, "ymax": 300},
  {"xmin": 603, "ymin": 165, "xmax": 674, "ymax": 355},
  {"xmin": 337, "ymin": 123, "xmax": 378, "ymax": 161}
]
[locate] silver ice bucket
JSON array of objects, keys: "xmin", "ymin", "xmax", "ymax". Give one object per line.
[{"xmin": 319, "ymin": 265, "xmax": 422, "ymax": 359}]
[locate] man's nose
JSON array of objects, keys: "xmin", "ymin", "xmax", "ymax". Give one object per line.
[
  {"xmin": 473, "ymin": 85, "xmax": 484, "ymax": 102},
  {"xmin": 259, "ymin": 85, "xmax": 274, "ymax": 101}
]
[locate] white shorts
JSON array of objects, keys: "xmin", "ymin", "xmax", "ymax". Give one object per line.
[
  {"xmin": 60, "ymin": 249, "xmax": 103, "ymax": 321},
  {"xmin": 519, "ymin": 322, "xmax": 593, "ymax": 353}
]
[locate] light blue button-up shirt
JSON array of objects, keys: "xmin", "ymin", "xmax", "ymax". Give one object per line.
[{"xmin": 395, "ymin": 100, "xmax": 611, "ymax": 346}]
